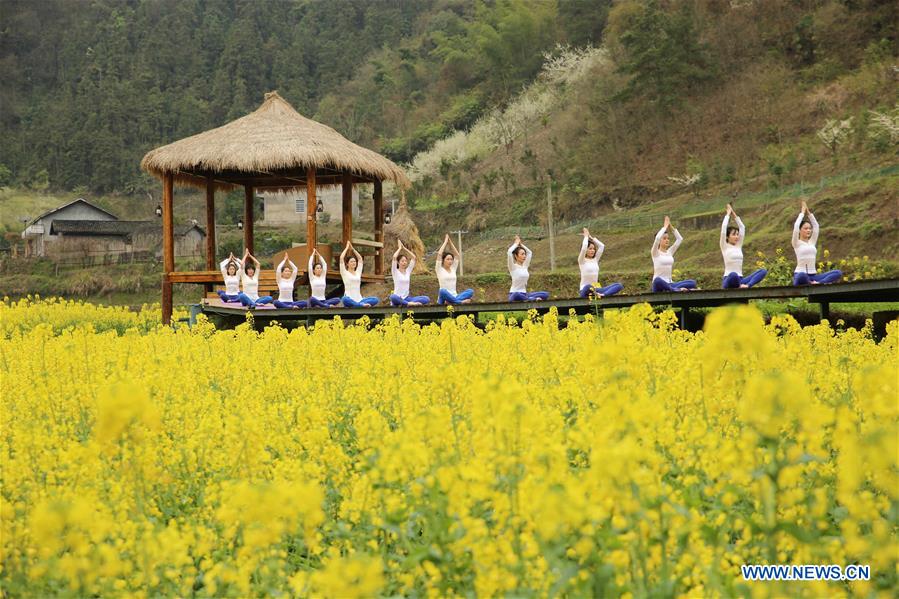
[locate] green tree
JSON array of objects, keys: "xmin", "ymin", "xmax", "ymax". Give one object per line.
[{"xmin": 614, "ymin": 1, "xmax": 716, "ymax": 111}]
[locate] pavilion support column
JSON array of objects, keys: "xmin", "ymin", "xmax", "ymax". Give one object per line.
[
  {"xmin": 243, "ymin": 185, "xmax": 254, "ymax": 255},
  {"xmin": 162, "ymin": 173, "xmax": 175, "ymax": 325},
  {"xmin": 204, "ymin": 176, "xmax": 216, "ymax": 294},
  {"xmin": 341, "ymin": 171, "xmax": 353, "ymax": 248},
  {"xmin": 306, "ymin": 167, "xmax": 317, "ymax": 264},
  {"xmin": 374, "ymin": 180, "xmax": 384, "ymax": 276}
]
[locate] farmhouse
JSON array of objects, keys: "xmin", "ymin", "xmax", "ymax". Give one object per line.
[{"xmin": 21, "ymin": 198, "xmax": 204, "ymax": 262}]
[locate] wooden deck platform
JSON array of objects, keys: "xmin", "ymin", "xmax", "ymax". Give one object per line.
[{"xmin": 196, "ymin": 279, "xmax": 899, "ymax": 330}]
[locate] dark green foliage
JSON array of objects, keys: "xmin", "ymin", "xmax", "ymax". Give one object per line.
[
  {"xmin": 0, "ymin": 0, "xmax": 584, "ymax": 194},
  {"xmin": 0, "ymin": 0, "xmax": 433, "ymax": 194},
  {"xmin": 614, "ymin": 1, "xmax": 717, "ymax": 110},
  {"xmin": 558, "ymin": 0, "xmax": 611, "ymax": 46}
]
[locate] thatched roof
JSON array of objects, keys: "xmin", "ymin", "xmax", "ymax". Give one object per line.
[{"xmin": 141, "ymin": 91, "xmax": 410, "ymax": 190}]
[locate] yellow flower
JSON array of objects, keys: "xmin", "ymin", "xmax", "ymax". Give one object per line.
[{"xmin": 2, "ymin": 298, "xmax": 896, "ymax": 597}]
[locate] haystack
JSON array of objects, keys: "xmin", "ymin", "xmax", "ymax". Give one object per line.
[{"xmin": 385, "ymin": 193, "xmax": 429, "ymax": 274}]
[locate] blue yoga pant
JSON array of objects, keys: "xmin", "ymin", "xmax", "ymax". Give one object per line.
[
  {"xmin": 217, "ymin": 291, "xmax": 241, "ymax": 303},
  {"xmin": 389, "ymin": 294, "xmax": 431, "ymax": 307},
  {"xmin": 309, "ymin": 297, "xmax": 341, "ymax": 308},
  {"xmin": 509, "ymin": 291, "xmax": 550, "ymax": 302},
  {"xmin": 793, "ymin": 270, "xmax": 842, "ymax": 286},
  {"xmin": 652, "ymin": 277, "xmax": 697, "ymax": 293},
  {"xmin": 273, "ymin": 300, "xmax": 308, "ymax": 309},
  {"xmin": 722, "ymin": 269, "xmax": 768, "ymax": 289},
  {"xmin": 238, "ymin": 292, "xmax": 272, "ymax": 307},
  {"xmin": 342, "ymin": 296, "xmax": 379, "ymax": 308},
  {"xmin": 579, "ymin": 283, "xmax": 624, "ymax": 298},
  {"xmin": 437, "ymin": 288, "xmax": 474, "ymax": 305}
]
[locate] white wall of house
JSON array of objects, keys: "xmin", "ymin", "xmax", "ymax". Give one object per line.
[{"xmin": 261, "ymin": 188, "xmax": 360, "ymax": 225}]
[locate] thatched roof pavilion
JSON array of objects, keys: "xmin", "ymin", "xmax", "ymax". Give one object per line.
[
  {"xmin": 141, "ymin": 91, "xmax": 409, "ymax": 190},
  {"xmin": 141, "ymin": 91, "xmax": 410, "ymax": 324}
]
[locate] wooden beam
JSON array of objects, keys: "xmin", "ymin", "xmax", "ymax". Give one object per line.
[
  {"xmin": 169, "ymin": 270, "xmax": 380, "ymax": 284},
  {"xmin": 162, "ymin": 173, "xmax": 174, "ymax": 325},
  {"xmin": 190, "ymin": 167, "xmax": 376, "ymax": 186},
  {"xmin": 342, "ymin": 171, "xmax": 353, "ymax": 248},
  {"xmin": 306, "ymin": 167, "xmax": 317, "ymax": 256},
  {"xmin": 204, "ymin": 176, "xmax": 216, "ymax": 294},
  {"xmin": 373, "ymin": 180, "xmax": 384, "ymax": 276},
  {"xmin": 243, "ymin": 185, "xmax": 254, "ymax": 255}
]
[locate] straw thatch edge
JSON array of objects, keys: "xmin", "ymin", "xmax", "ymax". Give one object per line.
[{"xmin": 141, "ymin": 91, "xmax": 411, "ymax": 191}]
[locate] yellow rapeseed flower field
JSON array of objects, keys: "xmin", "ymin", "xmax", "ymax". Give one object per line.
[{"xmin": 0, "ymin": 298, "xmax": 896, "ymax": 597}]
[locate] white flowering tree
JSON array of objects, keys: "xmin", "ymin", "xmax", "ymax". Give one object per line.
[
  {"xmin": 867, "ymin": 106, "xmax": 899, "ymax": 145},
  {"xmin": 816, "ymin": 117, "xmax": 853, "ymax": 157},
  {"xmin": 667, "ymin": 173, "xmax": 702, "ymax": 196},
  {"xmin": 409, "ymin": 45, "xmax": 608, "ymax": 182}
]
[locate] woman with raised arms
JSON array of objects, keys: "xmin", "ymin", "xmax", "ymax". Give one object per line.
[
  {"xmin": 217, "ymin": 252, "xmax": 242, "ymax": 303},
  {"xmin": 720, "ymin": 204, "xmax": 767, "ymax": 289},
  {"xmin": 507, "ymin": 235, "xmax": 549, "ymax": 302},
  {"xmin": 307, "ymin": 248, "xmax": 340, "ymax": 308},
  {"xmin": 577, "ymin": 228, "xmax": 623, "ymax": 298},
  {"xmin": 389, "ymin": 239, "xmax": 430, "ymax": 307},
  {"xmin": 791, "ymin": 200, "xmax": 842, "ymax": 286},
  {"xmin": 435, "ymin": 234, "xmax": 474, "ymax": 305},
  {"xmin": 650, "ymin": 216, "xmax": 697, "ymax": 292},
  {"xmin": 237, "ymin": 250, "xmax": 273, "ymax": 308},
  {"xmin": 272, "ymin": 252, "xmax": 306, "ymax": 309},
  {"xmin": 340, "ymin": 241, "xmax": 380, "ymax": 308}
]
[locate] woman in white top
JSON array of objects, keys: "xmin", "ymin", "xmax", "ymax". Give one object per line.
[
  {"xmin": 272, "ymin": 252, "xmax": 307, "ymax": 309},
  {"xmin": 791, "ymin": 201, "xmax": 842, "ymax": 286},
  {"xmin": 507, "ymin": 235, "xmax": 549, "ymax": 302},
  {"xmin": 217, "ymin": 252, "xmax": 243, "ymax": 303},
  {"xmin": 307, "ymin": 249, "xmax": 340, "ymax": 308},
  {"xmin": 435, "ymin": 234, "xmax": 474, "ymax": 305},
  {"xmin": 721, "ymin": 204, "xmax": 767, "ymax": 289},
  {"xmin": 577, "ymin": 227, "xmax": 623, "ymax": 298},
  {"xmin": 650, "ymin": 216, "xmax": 697, "ymax": 292},
  {"xmin": 389, "ymin": 239, "xmax": 430, "ymax": 307},
  {"xmin": 237, "ymin": 250, "xmax": 273, "ymax": 307},
  {"xmin": 339, "ymin": 242, "xmax": 379, "ymax": 308}
]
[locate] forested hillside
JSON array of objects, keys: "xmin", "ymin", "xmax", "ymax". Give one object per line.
[
  {"xmin": 0, "ymin": 0, "xmax": 603, "ymax": 193},
  {"xmin": 1, "ymin": 0, "xmax": 897, "ymax": 266},
  {"xmin": 403, "ymin": 0, "xmax": 898, "ymax": 226}
]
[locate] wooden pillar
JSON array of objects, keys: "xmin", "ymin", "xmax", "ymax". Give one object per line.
[
  {"xmin": 373, "ymin": 180, "xmax": 384, "ymax": 276},
  {"xmin": 341, "ymin": 171, "xmax": 353, "ymax": 247},
  {"xmin": 204, "ymin": 176, "xmax": 216, "ymax": 293},
  {"xmin": 243, "ymin": 185, "xmax": 254, "ymax": 255},
  {"xmin": 306, "ymin": 167, "xmax": 317, "ymax": 259},
  {"xmin": 161, "ymin": 173, "xmax": 175, "ymax": 325}
]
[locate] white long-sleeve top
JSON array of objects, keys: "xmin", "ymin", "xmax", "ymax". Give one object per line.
[
  {"xmin": 651, "ymin": 227, "xmax": 683, "ymax": 283},
  {"xmin": 240, "ymin": 263, "xmax": 261, "ymax": 300},
  {"xmin": 391, "ymin": 256, "xmax": 416, "ymax": 298},
  {"xmin": 340, "ymin": 255, "xmax": 364, "ymax": 302},
  {"xmin": 276, "ymin": 258, "xmax": 298, "ymax": 302},
  {"xmin": 792, "ymin": 211, "xmax": 819, "ymax": 274},
  {"xmin": 578, "ymin": 235, "xmax": 605, "ymax": 288},
  {"xmin": 507, "ymin": 243, "xmax": 532, "ymax": 293},
  {"xmin": 308, "ymin": 255, "xmax": 327, "ymax": 300},
  {"xmin": 220, "ymin": 257, "xmax": 242, "ymax": 295},
  {"xmin": 436, "ymin": 258, "xmax": 458, "ymax": 295},
  {"xmin": 720, "ymin": 214, "xmax": 745, "ymax": 276}
]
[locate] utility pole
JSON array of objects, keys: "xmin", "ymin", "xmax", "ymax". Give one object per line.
[
  {"xmin": 451, "ymin": 229, "xmax": 468, "ymax": 276},
  {"xmin": 547, "ymin": 177, "xmax": 555, "ymax": 272}
]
